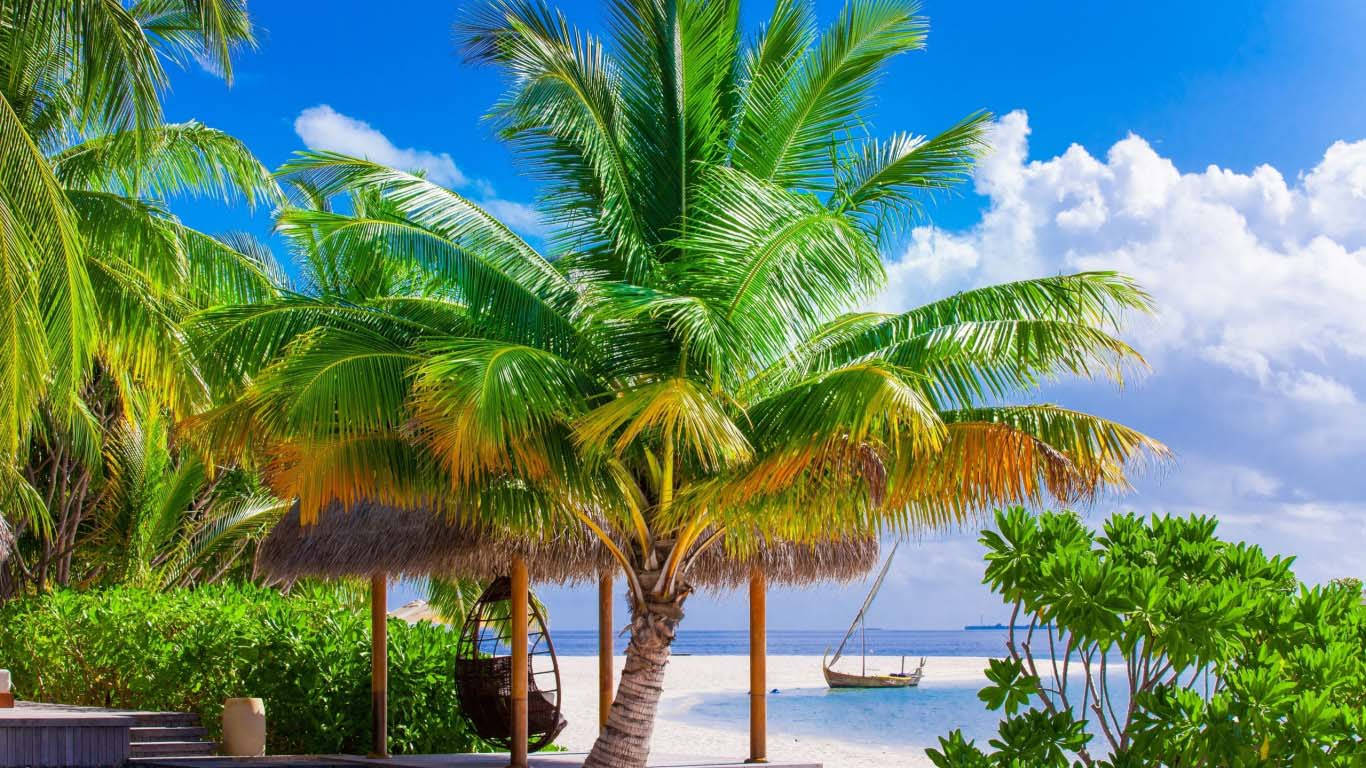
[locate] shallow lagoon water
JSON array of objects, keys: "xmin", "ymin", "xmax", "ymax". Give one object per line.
[{"xmin": 666, "ymin": 676, "xmax": 1002, "ymax": 750}]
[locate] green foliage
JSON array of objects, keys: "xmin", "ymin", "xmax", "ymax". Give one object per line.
[
  {"xmin": 927, "ymin": 509, "xmax": 1366, "ymax": 768},
  {"xmin": 0, "ymin": 2, "xmax": 285, "ymax": 598},
  {"xmin": 0, "ymin": 584, "xmax": 491, "ymax": 755}
]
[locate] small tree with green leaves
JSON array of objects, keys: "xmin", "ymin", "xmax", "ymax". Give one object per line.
[{"xmin": 927, "ymin": 508, "xmax": 1366, "ymax": 768}]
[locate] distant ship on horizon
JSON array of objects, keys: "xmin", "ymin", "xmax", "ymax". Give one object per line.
[{"xmin": 963, "ymin": 620, "xmax": 1054, "ymax": 631}]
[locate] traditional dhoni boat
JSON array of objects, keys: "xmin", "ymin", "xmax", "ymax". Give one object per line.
[{"xmin": 822, "ymin": 542, "xmax": 926, "ymax": 688}]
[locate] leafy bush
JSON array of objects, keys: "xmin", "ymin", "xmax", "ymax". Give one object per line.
[
  {"xmin": 928, "ymin": 508, "xmax": 1366, "ymax": 767},
  {"xmin": 0, "ymin": 583, "xmax": 490, "ymax": 755}
]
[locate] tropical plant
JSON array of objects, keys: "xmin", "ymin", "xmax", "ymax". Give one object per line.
[
  {"xmin": 0, "ymin": 0, "xmax": 288, "ymax": 595},
  {"xmin": 927, "ymin": 508, "xmax": 1366, "ymax": 768},
  {"xmin": 189, "ymin": 0, "xmax": 1167, "ymax": 765},
  {"xmin": 0, "ymin": 583, "xmax": 493, "ymax": 754}
]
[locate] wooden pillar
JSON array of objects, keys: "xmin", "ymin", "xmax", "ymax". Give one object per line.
[
  {"xmin": 747, "ymin": 567, "xmax": 767, "ymax": 763},
  {"xmin": 369, "ymin": 573, "xmax": 388, "ymax": 758},
  {"xmin": 509, "ymin": 557, "xmax": 529, "ymax": 768},
  {"xmin": 598, "ymin": 570, "xmax": 615, "ymax": 731}
]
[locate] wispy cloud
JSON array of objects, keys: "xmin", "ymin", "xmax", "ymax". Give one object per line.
[{"xmin": 292, "ymin": 105, "xmax": 546, "ymax": 238}]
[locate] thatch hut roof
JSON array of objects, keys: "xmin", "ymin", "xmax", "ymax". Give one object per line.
[
  {"xmin": 255, "ymin": 500, "xmax": 612, "ymax": 585},
  {"xmin": 686, "ymin": 535, "xmax": 880, "ymax": 590},
  {"xmin": 256, "ymin": 500, "xmax": 880, "ymax": 590}
]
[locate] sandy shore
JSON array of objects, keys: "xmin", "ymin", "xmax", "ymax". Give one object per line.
[{"xmin": 556, "ymin": 655, "xmax": 991, "ymax": 767}]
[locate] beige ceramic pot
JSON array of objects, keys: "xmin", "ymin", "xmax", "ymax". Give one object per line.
[{"xmin": 221, "ymin": 697, "xmax": 266, "ymax": 756}]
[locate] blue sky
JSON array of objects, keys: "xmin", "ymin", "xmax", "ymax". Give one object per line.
[{"xmin": 165, "ymin": 0, "xmax": 1366, "ymax": 630}]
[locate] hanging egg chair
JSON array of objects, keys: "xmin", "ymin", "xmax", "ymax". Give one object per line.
[{"xmin": 455, "ymin": 576, "xmax": 567, "ymax": 751}]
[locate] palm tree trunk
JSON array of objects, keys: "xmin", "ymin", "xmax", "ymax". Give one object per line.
[{"xmin": 582, "ymin": 592, "xmax": 684, "ymax": 768}]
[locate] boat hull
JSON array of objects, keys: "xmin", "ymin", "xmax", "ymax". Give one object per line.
[{"xmin": 822, "ymin": 665, "xmax": 922, "ymax": 689}]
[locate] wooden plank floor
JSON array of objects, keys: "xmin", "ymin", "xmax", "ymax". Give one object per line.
[
  {"xmin": 1, "ymin": 701, "xmax": 132, "ymax": 767},
  {"xmin": 136, "ymin": 753, "xmax": 820, "ymax": 768}
]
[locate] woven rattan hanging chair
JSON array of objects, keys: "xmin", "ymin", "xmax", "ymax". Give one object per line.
[{"xmin": 455, "ymin": 577, "xmax": 567, "ymax": 751}]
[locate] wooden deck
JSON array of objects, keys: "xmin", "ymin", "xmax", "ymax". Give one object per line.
[
  {"xmin": 136, "ymin": 753, "xmax": 820, "ymax": 768},
  {"xmin": 2, "ymin": 703, "xmax": 822, "ymax": 768},
  {"xmin": 0, "ymin": 702, "xmax": 134, "ymax": 767}
]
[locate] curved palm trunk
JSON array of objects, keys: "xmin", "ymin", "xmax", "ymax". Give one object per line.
[{"xmin": 582, "ymin": 587, "xmax": 685, "ymax": 768}]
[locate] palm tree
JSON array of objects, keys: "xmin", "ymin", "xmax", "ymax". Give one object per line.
[
  {"xmin": 191, "ymin": 0, "xmax": 1167, "ymax": 765},
  {"xmin": 0, "ymin": 0, "xmax": 287, "ymax": 593}
]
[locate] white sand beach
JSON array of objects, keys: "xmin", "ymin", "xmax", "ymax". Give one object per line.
[{"xmin": 556, "ymin": 655, "xmax": 993, "ymax": 767}]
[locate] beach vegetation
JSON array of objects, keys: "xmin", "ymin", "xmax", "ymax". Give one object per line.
[
  {"xmin": 0, "ymin": 583, "xmax": 492, "ymax": 755},
  {"xmin": 927, "ymin": 508, "xmax": 1366, "ymax": 767}
]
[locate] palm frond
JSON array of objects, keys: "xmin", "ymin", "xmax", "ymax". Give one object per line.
[
  {"xmin": 459, "ymin": 0, "xmax": 659, "ymax": 282},
  {"xmin": 575, "ymin": 378, "xmax": 752, "ymax": 472},
  {"xmin": 11, "ymin": 0, "xmax": 168, "ymax": 134},
  {"xmin": 0, "ymin": 91, "xmax": 92, "ymax": 460},
  {"xmin": 269, "ymin": 433, "xmax": 452, "ymax": 525},
  {"xmin": 132, "ymin": 0, "xmax": 255, "ymax": 84},
  {"xmin": 882, "ymin": 405, "xmax": 1169, "ymax": 519},
  {"xmin": 883, "ymin": 318, "xmax": 1149, "ymax": 408},
  {"xmin": 0, "ymin": 465, "xmax": 52, "ymax": 542},
  {"xmin": 412, "ymin": 339, "xmax": 593, "ymax": 484},
  {"xmin": 832, "ymin": 110, "xmax": 992, "ymax": 235},
  {"xmin": 675, "ymin": 165, "xmax": 884, "ymax": 376},
  {"xmin": 160, "ymin": 492, "xmax": 287, "ymax": 587},
  {"xmin": 180, "ymin": 229, "xmax": 286, "ymax": 306},
  {"xmin": 51, "ymin": 120, "xmax": 281, "ymax": 208},
  {"xmin": 186, "ymin": 296, "xmax": 441, "ymax": 397},
  {"xmin": 277, "ymin": 153, "xmax": 569, "ymax": 297},
  {"xmin": 247, "ymin": 325, "xmax": 422, "ymax": 442},
  {"xmin": 729, "ymin": 0, "xmax": 816, "ymax": 167},
  {"xmin": 748, "ymin": 361, "xmax": 943, "ymax": 455},
  {"xmin": 276, "ymin": 207, "xmax": 576, "ymax": 350},
  {"xmin": 773, "ymin": 273, "xmax": 1155, "ymax": 399},
  {"xmin": 734, "ymin": 0, "xmax": 926, "ymax": 191}
]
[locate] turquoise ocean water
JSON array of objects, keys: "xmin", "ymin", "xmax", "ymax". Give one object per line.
[
  {"xmin": 550, "ymin": 628, "xmax": 1012, "ymax": 657},
  {"xmin": 557, "ymin": 629, "xmax": 1013, "ymax": 750},
  {"xmin": 554, "ymin": 630, "xmax": 1124, "ymax": 753}
]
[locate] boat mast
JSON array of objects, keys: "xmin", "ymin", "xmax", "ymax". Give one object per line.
[{"xmin": 828, "ymin": 542, "xmax": 901, "ymax": 669}]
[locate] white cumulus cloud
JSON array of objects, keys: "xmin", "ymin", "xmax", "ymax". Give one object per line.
[
  {"xmin": 870, "ymin": 111, "xmax": 1366, "ymax": 595},
  {"xmin": 882, "ymin": 110, "xmax": 1366, "ymax": 407},
  {"xmin": 295, "ymin": 105, "xmax": 468, "ymax": 188}
]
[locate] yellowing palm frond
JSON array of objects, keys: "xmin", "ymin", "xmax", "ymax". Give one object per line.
[{"xmin": 575, "ymin": 377, "xmax": 752, "ymax": 472}]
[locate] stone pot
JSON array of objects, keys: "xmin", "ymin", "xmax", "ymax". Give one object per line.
[{"xmin": 222, "ymin": 697, "xmax": 266, "ymax": 756}]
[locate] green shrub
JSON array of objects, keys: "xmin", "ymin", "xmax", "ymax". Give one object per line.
[
  {"xmin": 927, "ymin": 508, "xmax": 1366, "ymax": 767},
  {"xmin": 0, "ymin": 583, "xmax": 490, "ymax": 755}
]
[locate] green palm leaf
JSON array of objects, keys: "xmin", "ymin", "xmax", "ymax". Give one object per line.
[
  {"xmin": 51, "ymin": 120, "xmax": 281, "ymax": 207},
  {"xmin": 276, "ymin": 207, "xmax": 575, "ymax": 349},
  {"xmin": 460, "ymin": 0, "xmax": 658, "ymax": 282},
  {"xmin": 734, "ymin": 0, "xmax": 926, "ymax": 190},
  {"xmin": 0, "ymin": 92, "xmax": 93, "ymax": 459},
  {"xmin": 833, "ymin": 110, "xmax": 992, "ymax": 235}
]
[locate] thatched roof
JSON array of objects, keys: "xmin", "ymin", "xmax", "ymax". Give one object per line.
[
  {"xmin": 256, "ymin": 500, "xmax": 880, "ymax": 590},
  {"xmin": 687, "ymin": 535, "xmax": 880, "ymax": 590},
  {"xmin": 255, "ymin": 500, "xmax": 612, "ymax": 585}
]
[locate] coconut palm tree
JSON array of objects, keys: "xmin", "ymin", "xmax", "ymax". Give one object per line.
[
  {"xmin": 190, "ymin": 0, "xmax": 1167, "ymax": 765},
  {"xmin": 0, "ymin": 0, "xmax": 287, "ymax": 593}
]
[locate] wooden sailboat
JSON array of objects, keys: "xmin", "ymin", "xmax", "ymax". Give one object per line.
[{"xmin": 822, "ymin": 542, "xmax": 926, "ymax": 689}]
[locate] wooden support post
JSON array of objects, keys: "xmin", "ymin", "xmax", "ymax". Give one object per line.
[
  {"xmin": 598, "ymin": 570, "xmax": 615, "ymax": 732},
  {"xmin": 747, "ymin": 566, "xmax": 767, "ymax": 764},
  {"xmin": 369, "ymin": 573, "xmax": 388, "ymax": 759},
  {"xmin": 509, "ymin": 557, "xmax": 529, "ymax": 768}
]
